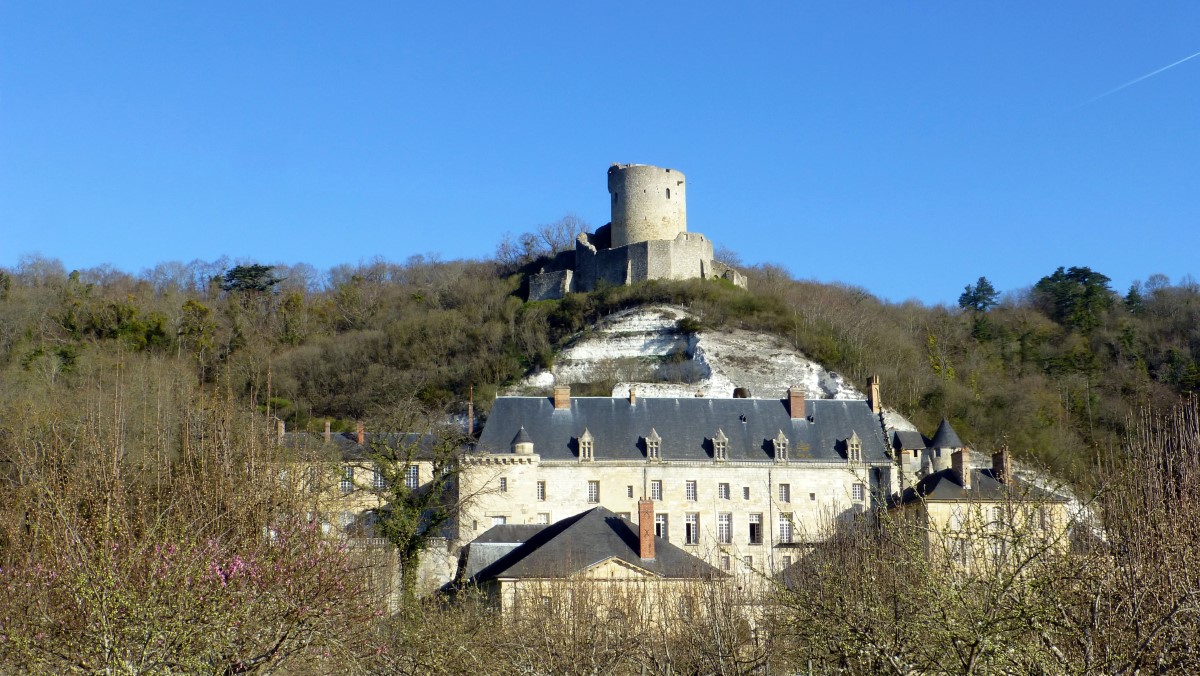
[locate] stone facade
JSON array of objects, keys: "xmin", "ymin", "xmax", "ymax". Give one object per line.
[
  {"xmin": 529, "ymin": 164, "xmax": 746, "ymax": 301},
  {"xmin": 462, "ymin": 387, "xmax": 892, "ymax": 577}
]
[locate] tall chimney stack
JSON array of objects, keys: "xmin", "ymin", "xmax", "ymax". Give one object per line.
[
  {"xmin": 992, "ymin": 446, "xmax": 1012, "ymax": 484},
  {"xmin": 629, "ymin": 386, "xmax": 637, "ymax": 406},
  {"xmin": 868, "ymin": 375, "xmax": 881, "ymax": 414},
  {"xmin": 356, "ymin": 421, "xmax": 365, "ymax": 446},
  {"xmin": 324, "ymin": 419, "xmax": 331, "ymax": 443},
  {"xmin": 952, "ymin": 448, "xmax": 971, "ymax": 490},
  {"xmin": 638, "ymin": 499, "xmax": 656, "ymax": 560},
  {"xmin": 788, "ymin": 386, "xmax": 805, "ymax": 419},
  {"xmin": 467, "ymin": 385, "xmax": 475, "ymax": 438},
  {"xmin": 553, "ymin": 385, "xmax": 571, "ymax": 410}
]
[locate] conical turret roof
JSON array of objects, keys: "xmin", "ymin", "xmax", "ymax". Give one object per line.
[
  {"xmin": 929, "ymin": 419, "xmax": 964, "ymax": 449},
  {"xmin": 511, "ymin": 426, "xmax": 532, "ymax": 446}
]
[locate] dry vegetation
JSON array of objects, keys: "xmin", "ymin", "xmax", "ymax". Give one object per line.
[{"xmin": 3, "ymin": 252, "xmax": 1200, "ymax": 672}]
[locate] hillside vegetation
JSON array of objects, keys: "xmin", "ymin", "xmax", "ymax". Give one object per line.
[{"xmin": 3, "ymin": 252, "xmax": 1194, "ymax": 483}]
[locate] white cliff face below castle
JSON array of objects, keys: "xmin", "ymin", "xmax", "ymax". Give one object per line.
[{"xmin": 528, "ymin": 164, "xmax": 745, "ymax": 301}]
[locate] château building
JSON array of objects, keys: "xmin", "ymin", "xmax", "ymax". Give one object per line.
[{"xmin": 460, "ymin": 381, "xmax": 893, "ymax": 576}]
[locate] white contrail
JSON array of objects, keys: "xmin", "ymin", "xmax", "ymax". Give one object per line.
[{"xmin": 1087, "ymin": 49, "xmax": 1200, "ymax": 104}]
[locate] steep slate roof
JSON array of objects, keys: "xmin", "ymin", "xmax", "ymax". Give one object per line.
[
  {"xmin": 892, "ymin": 430, "xmax": 928, "ymax": 451},
  {"xmin": 476, "ymin": 396, "xmax": 890, "ymax": 463},
  {"xmin": 928, "ymin": 419, "xmax": 965, "ymax": 449},
  {"xmin": 470, "ymin": 507, "xmax": 723, "ymax": 582},
  {"xmin": 890, "ymin": 468, "xmax": 1070, "ymax": 507}
]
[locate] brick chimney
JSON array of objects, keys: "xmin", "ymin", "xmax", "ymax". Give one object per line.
[
  {"xmin": 638, "ymin": 499, "xmax": 655, "ymax": 560},
  {"xmin": 867, "ymin": 375, "xmax": 881, "ymax": 414},
  {"xmin": 788, "ymin": 386, "xmax": 805, "ymax": 419},
  {"xmin": 952, "ymin": 448, "xmax": 971, "ymax": 490},
  {"xmin": 553, "ymin": 385, "xmax": 571, "ymax": 410},
  {"xmin": 356, "ymin": 421, "xmax": 365, "ymax": 445},
  {"xmin": 324, "ymin": 419, "xmax": 331, "ymax": 443},
  {"xmin": 629, "ymin": 386, "xmax": 637, "ymax": 406},
  {"xmin": 993, "ymin": 447, "xmax": 1012, "ymax": 484}
]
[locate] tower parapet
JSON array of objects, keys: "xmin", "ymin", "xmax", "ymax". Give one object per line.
[{"xmin": 607, "ymin": 164, "xmax": 687, "ymax": 248}]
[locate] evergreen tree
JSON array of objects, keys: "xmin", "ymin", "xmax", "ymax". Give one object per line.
[{"xmin": 958, "ymin": 276, "xmax": 999, "ymax": 313}]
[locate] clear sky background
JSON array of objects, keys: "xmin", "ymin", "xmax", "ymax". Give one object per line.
[{"xmin": 2, "ymin": 3, "xmax": 1197, "ymax": 304}]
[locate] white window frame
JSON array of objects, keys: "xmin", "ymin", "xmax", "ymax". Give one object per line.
[
  {"xmin": 340, "ymin": 466, "xmax": 354, "ymax": 493},
  {"xmin": 404, "ymin": 465, "xmax": 419, "ymax": 490},
  {"xmin": 685, "ymin": 513, "xmax": 700, "ymax": 545},
  {"xmin": 686, "ymin": 480, "xmax": 697, "ymax": 501},
  {"xmin": 654, "ymin": 513, "xmax": 668, "ymax": 539},
  {"xmin": 779, "ymin": 483, "xmax": 791, "ymax": 503},
  {"xmin": 748, "ymin": 513, "xmax": 763, "ymax": 545},
  {"xmin": 718, "ymin": 512, "xmax": 732, "ymax": 544},
  {"xmin": 852, "ymin": 483, "xmax": 864, "ymax": 502},
  {"xmin": 779, "ymin": 512, "xmax": 794, "ymax": 544},
  {"xmin": 587, "ymin": 480, "xmax": 600, "ymax": 504},
  {"xmin": 372, "ymin": 466, "xmax": 386, "ymax": 489},
  {"xmin": 650, "ymin": 480, "xmax": 662, "ymax": 501},
  {"xmin": 499, "ymin": 477, "xmax": 508, "ymax": 493},
  {"xmin": 718, "ymin": 483, "xmax": 730, "ymax": 500},
  {"xmin": 536, "ymin": 480, "xmax": 546, "ymax": 501}
]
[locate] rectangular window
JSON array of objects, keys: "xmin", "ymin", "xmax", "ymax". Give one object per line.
[
  {"xmin": 779, "ymin": 483, "xmax": 791, "ymax": 503},
  {"xmin": 372, "ymin": 467, "xmax": 386, "ymax": 489},
  {"xmin": 718, "ymin": 483, "xmax": 730, "ymax": 500},
  {"xmin": 340, "ymin": 466, "xmax": 354, "ymax": 493},
  {"xmin": 536, "ymin": 480, "xmax": 546, "ymax": 501},
  {"xmin": 782, "ymin": 555, "xmax": 793, "ymax": 567},
  {"xmin": 650, "ymin": 480, "xmax": 662, "ymax": 501},
  {"xmin": 748, "ymin": 513, "xmax": 763, "ymax": 545},
  {"xmin": 779, "ymin": 512, "xmax": 794, "ymax": 544},
  {"xmin": 655, "ymin": 513, "xmax": 668, "ymax": 539},
  {"xmin": 686, "ymin": 480, "xmax": 697, "ymax": 501},
  {"xmin": 491, "ymin": 515, "xmax": 507, "ymax": 526},
  {"xmin": 852, "ymin": 483, "xmax": 864, "ymax": 501},
  {"xmin": 404, "ymin": 465, "xmax": 419, "ymax": 490},
  {"xmin": 745, "ymin": 555, "xmax": 753, "ymax": 568},
  {"xmin": 587, "ymin": 480, "xmax": 600, "ymax": 503},
  {"xmin": 685, "ymin": 513, "xmax": 700, "ymax": 545},
  {"xmin": 718, "ymin": 512, "xmax": 732, "ymax": 544},
  {"xmin": 720, "ymin": 554, "xmax": 730, "ymax": 571},
  {"xmin": 743, "ymin": 486, "xmax": 750, "ymax": 500},
  {"xmin": 499, "ymin": 477, "xmax": 508, "ymax": 493},
  {"xmin": 537, "ymin": 512, "xmax": 550, "ymax": 524},
  {"xmin": 627, "ymin": 485, "xmax": 634, "ymax": 499},
  {"xmin": 809, "ymin": 492, "xmax": 816, "ymax": 501}
]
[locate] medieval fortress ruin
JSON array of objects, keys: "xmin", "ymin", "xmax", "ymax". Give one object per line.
[{"xmin": 528, "ymin": 164, "xmax": 746, "ymax": 301}]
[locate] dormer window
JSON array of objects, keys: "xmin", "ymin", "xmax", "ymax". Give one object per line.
[
  {"xmin": 579, "ymin": 428, "xmax": 594, "ymax": 462},
  {"xmin": 713, "ymin": 428, "xmax": 728, "ymax": 462},
  {"xmin": 646, "ymin": 428, "xmax": 661, "ymax": 461},
  {"xmin": 774, "ymin": 430, "xmax": 789, "ymax": 462},
  {"xmin": 848, "ymin": 431, "xmax": 863, "ymax": 463}
]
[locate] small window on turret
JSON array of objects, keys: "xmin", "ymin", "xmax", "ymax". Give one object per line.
[{"xmin": 666, "ymin": 188, "xmax": 671, "ymax": 199}]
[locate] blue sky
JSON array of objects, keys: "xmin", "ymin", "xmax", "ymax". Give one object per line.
[{"xmin": 2, "ymin": 3, "xmax": 1197, "ymax": 304}]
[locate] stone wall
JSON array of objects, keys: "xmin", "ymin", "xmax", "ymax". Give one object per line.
[
  {"xmin": 459, "ymin": 454, "xmax": 880, "ymax": 576},
  {"xmin": 528, "ymin": 269, "xmax": 574, "ymax": 302}
]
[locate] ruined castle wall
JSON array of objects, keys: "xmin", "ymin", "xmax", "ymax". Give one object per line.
[
  {"xmin": 608, "ymin": 164, "xmax": 687, "ymax": 248},
  {"xmin": 528, "ymin": 269, "xmax": 574, "ymax": 301},
  {"xmin": 644, "ymin": 233, "xmax": 714, "ymax": 281}
]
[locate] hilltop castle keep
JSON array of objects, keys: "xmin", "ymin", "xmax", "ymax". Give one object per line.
[{"xmin": 528, "ymin": 164, "xmax": 746, "ymax": 301}]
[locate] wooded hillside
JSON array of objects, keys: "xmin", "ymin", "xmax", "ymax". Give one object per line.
[{"xmin": 3, "ymin": 251, "xmax": 1195, "ymax": 482}]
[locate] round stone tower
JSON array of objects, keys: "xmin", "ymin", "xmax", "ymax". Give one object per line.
[{"xmin": 607, "ymin": 163, "xmax": 687, "ymax": 248}]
